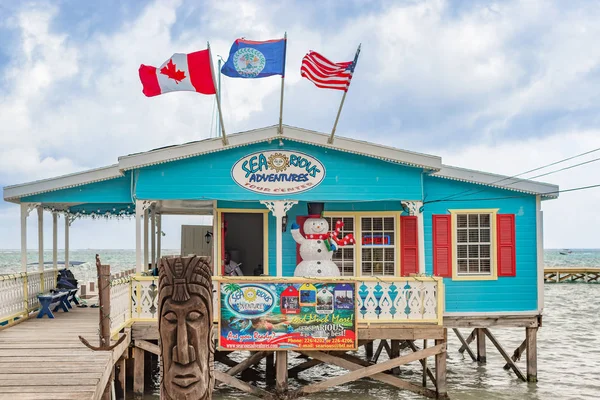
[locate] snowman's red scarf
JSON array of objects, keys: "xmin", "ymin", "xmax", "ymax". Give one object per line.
[{"xmin": 328, "ymin": 220, "xmax": 355, "ymax": 246}]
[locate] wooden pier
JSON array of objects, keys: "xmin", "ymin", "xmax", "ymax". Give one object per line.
[
  {"xmin": 0, "ymin": 307, "xmax": 129, "ymax": 400},
  {"xmin": 544, "ymin": 268, "xmax": 600, "ymax": 283}
]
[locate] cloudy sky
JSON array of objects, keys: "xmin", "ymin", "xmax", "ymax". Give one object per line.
[{"xmin": 1, "ymin": 0, "xmax": 599, "ymax": 250}]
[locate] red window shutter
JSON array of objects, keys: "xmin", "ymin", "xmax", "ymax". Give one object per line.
[
  {"xmin": 296, "ymin": 216, "xmax": 309, "ymax": 265},
  {"xmin": 497, "ymin": 214, "xmax": 516, "ymax": 277},
  {"xmin": 433, "ymin": 215, "xmax": 452, "ymax": 277},
  {"xmin": 400, "ymin": 216, "xmax": 419, "ymax": 276}
]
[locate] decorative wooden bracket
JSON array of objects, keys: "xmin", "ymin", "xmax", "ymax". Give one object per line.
[{"xmin": 79, "ymin": 333, "xmax": 128, "ymax": 351}]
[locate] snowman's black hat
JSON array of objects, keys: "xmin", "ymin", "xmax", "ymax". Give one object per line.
[{"xmin": 307, "ymin": 202, "xmax": 324, "ymax": 218}]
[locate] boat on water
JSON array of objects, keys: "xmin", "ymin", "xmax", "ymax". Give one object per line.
[{"xmin": 559, "ymin": 249, "xmax": 573, "ymax": 255}]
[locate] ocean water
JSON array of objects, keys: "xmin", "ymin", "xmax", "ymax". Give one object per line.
[{"xmin": 1, "ymin": 249, "xmax": 599, "ymax": 399}]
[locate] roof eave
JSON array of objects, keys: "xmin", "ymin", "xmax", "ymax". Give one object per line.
[
  {"xmin": 117, "ymin": 125, "xmax": 443, "ymax": 172},
  {"xmin": 433, "ymin": 165, "xmax": 559, "ymax": 199},
  {"xmin": 3, "ymin": 165, "xmax": 124, "ymax": 202}
]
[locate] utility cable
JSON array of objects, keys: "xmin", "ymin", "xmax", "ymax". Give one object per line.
[{"xmin": 433, "ymin": 146, "xmax": 600, "ymax": 202}]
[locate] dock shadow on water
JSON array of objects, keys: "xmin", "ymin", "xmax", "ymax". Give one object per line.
[{"xmin": 131, "ymin": 284, "xmax": 600, "ymax": 400}]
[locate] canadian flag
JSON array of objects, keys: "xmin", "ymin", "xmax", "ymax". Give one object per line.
[{"xmin": 138, "ymin": 49, "xmax": 216, "ymax": 97}]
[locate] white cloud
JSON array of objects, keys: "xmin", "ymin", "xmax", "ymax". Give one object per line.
[{"xmin": 1, "ymin": 0, "xmax": 600, "ymax": 250}]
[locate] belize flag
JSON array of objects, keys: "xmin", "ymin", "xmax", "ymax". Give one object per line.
[{"xmin": 221, "ymin": 38, "xmax": 286, "ymax": 78}]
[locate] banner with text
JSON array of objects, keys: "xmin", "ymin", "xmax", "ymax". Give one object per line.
[{"xmin": 218, "ymin": 281, "xmax": 356, "ymax": 350}]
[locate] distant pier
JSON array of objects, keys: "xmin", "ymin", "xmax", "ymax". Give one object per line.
[{"xmin": 544, "ymin": 268, "xmax": 600, "ymax": 283}]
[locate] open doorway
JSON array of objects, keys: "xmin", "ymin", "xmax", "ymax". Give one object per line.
[{"xmin": 222, "ymin": 212, "xmax": 265, "ymax": 276}]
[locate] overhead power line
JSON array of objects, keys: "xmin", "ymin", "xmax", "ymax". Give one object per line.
[
  {"xmin": 434, "ymin": 146, "xmax": 600, "ymax": 202},
  {"xmin": 424, "ymin": 182, "xmax": 600, "ymax": 205}
]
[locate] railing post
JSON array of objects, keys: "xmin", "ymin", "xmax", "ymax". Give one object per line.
[
  {"xmin": 38, "ymin": 206, "xmax": 44, "ymax": 293},
  {"xmin": 23, "ymin": 273, "xmax": 28, "ymax": 316}
]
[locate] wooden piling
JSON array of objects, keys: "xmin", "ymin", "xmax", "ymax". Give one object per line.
[
  {"xmin": 391, "ymin": 340, "xmax": 401, "ymax": 375},
  {"xmin": 365, "ymin": 341, "xmax": 374, "ymax": 360},
  {"xmin": 276, "ymin": 351, "xmax": 288, "ymax": 395},
  {"xmin": 435, "ymin": 330, "xmax": 447, "ymax": 398},
  {"xmin": 526, "ymin": 327, "xmax": 538, "ymax": 382},
  {"xmin": 133, "ymin": 346, "xmax": 145, "ymax": 398},
  {"xmin": 117, "ymin": 357, "xmax": 126, "ymax": 400},
  {"xmin": 422, "ymin": 340, "xmax": 428, "ymax": 387},
  {"xmin": 476, "ymin": 328, "xmax": 486, "ymax": 363}
]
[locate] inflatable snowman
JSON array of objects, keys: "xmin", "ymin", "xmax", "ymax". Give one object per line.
[{"xmin": 291, "ymin": 204, "xmax": 355, "ymax": 277}]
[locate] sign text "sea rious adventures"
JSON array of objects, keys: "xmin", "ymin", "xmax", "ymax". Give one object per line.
[{"xmin": 231, "ymin": 151, "xmax": 326, "ymax": 195}]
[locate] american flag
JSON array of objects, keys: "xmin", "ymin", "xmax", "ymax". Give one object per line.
[{"xmin": 300, "ymin": 51, "xmax": 357, "ymax": 91}]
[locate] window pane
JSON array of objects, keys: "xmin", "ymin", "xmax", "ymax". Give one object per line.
[
  {"xmin": 468, "ymin": 214, "xmax": 479, "ymax": 227},
  {"xmin": 362, "ymin": 263, "xmax": 372, "ymax": 275},
  {"xmin": 457, "ymin": 245, "xmax": 468, "ymax": 259},
  {"xmin": 457, "ymin": 230, "xmax": 468, "ymax": 243},
  {"xmin": 458, "ymin": 259, "xmax": 468, "ymax": 273},
  {"xmin": 480, "ymin": 245, "xmax": 490, "ymax": 258},
  {"xmin": 468, "ymin": 259, "xmax": 479, "ymax": 273},
  {"xmin": 384, "ymin": 231, "xmax": 395, "ymax": 245},
  {"xmin": 384, "ymin": 217, "xmax": 394, "ymax": 231},
  {"xmin": 480, "ymin": 214, "xmax": 490, "ymax": 227},
  {"xmin": 362, "ymin": 248, "xmax": 372, "ymax": 262},
  {"xmin": 457, "ymin": 214, "xmax": 468, "ymax": 228},
  {"xmin": 362, "ymin": 218, "xmax": 372, "ymax": 231},
  {"xmin": 373, "ymin": 248, "xmax": 384, "ymax": 262},
  {"xmin": 468, "ymin": 229, "xmax": 479, "ymax": 243},
  {"xmin": 373, "ymin": 218, "xmax": 384, "ymax": 231},
  {"xmin": 373, "ymin": 262, "xmax": 384, "ymax": 275},
  {"xmin": 480, "ymin": 259, "xmax": 491, "ymax": 272},
  {"xmin": 343, "ymin": 217, "xmax": 354, "ymax": 231},
  {"xmin": 468, "ymin": 245, "xmax": 479, "ymax": 258},
  {"xmin": 480, "ymin": 228, "xmax": 490, "ymax": 243},
  {"xmin": 384, "ymin": 248, "xmax": 394, "ymax": 261},
  {"xmin": 384, "ymin": 263, "xmax": 394, "ymax": 275}
]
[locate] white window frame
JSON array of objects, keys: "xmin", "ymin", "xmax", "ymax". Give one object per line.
[
  {"xmin": 449, "ymin": 209, "xmax": 499, "ymax": 281},
  {"xmin": 323, "ymin": 212, "xmax": 400, "ymax": 277}
]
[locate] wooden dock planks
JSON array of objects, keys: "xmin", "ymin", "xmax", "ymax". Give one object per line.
[{"xmin": 0, "ymin": 307, "xmax": 117, "ymax": 400}]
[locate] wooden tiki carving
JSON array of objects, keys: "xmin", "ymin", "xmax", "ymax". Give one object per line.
[{"xmin": 158, "ymin": 255, "xmax": 214, "ymax": 400}]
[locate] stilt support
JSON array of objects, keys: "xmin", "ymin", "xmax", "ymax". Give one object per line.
[
  {"xmin": 117, "ymin": 357, "xmax": 126, "ymax": 400},
  {"xmin": 391, "ymin": 340, "xmax": 401, "ymax": 375},
  {"xmin": 476, "ymin": 328, "xmax": 486, "ymax": 363},
  {"xmin": 133, "ymin": 346, "xmax": 144, "ymax": 398},
  {"xmin": 435, "ymin": 331, "xmax": 447, "ymax": 399},
  {"xmin": 503, "ymin": 339, "xmax": 527, "ymax": 370},
  {"xmin": 365, "ymin": 341, "xmax": 374, "ymax": 360},
  {"xmin": 482, "ymin": 328, "xmax": 526, "ymax": 382},
  {"xmin": 276, "ymin": 351, "xmax": 288, "ymax": 395},
  {"xmin": 454, "ymin": 328, "xmax": 477, "ymax": 362},
  {"xmin": 526, "ymin": 327, "xmax": 538, "ymax": 382}
]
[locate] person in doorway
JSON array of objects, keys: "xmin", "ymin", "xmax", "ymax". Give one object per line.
[{"xmin": 224, "ymin": 252, "xmax": 243, "ymax": 276}]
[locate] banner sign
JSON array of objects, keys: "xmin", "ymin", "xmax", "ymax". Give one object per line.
[
  {"xmin": 231, "ymin": 151, "xmax": 326, "ymax": 195},
  {"xmin": 218, "ymin": 281, "xmax": 356, "ymax": 350}
]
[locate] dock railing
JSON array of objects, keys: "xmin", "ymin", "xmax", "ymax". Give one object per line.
[
  {"xmin": 0, "ymin": 268, "xmax": 63, "ymax": 326},
  {"xmin": 108, "ymin": 275, "xmax": 444, "ymax": 336}
]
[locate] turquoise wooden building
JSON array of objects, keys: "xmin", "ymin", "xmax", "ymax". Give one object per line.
[
  {"xmin": 3, "ymin": 125, "xmax": 557, "ymax": 385},
  {"xmin": 3, "ymin": 125, "xmax": 557, "ymax": 317}
]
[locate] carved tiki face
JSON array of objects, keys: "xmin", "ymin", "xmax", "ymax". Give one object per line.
[{"xmin": 158, "ymin": 256, "xmax": 213, "ymax": 400}]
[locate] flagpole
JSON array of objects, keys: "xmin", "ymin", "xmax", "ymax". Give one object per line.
[
  {"xmin": 278, "ymin": 32, "xmax": 287, "ymax": 135},
  {"xmin": 217, "ymin": 57, "xmax": 222, "ymax": 139},
  {"xmin": 208, "ymin": 41, "xmax": 228, "ymax": 145},
  {"xmin": 328, "ymin": 44, "xmax": 361, "ymax": 144}
]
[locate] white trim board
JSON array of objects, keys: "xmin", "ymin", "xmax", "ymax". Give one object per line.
[
  {"xmin": 117, "ymin": 125, "xmax": 443, "ymax": 172},
  {"xmin": 432, "ymin": 165, "xmax": 559, "ymax": 199}
]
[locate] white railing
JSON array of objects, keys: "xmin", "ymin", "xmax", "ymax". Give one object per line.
[
  {"xmin": 357, "ymin": 278, "xmax": 441, "ymax": 323},
  {"xmin": 106, "ymin": 275, "xmax": 444, "ymax": 335},
  {"xmin": 0, "ymin": 269, "xmax": 63, "ymax": 326},
  {"xmin": 110, "ymin": 277, "xmax": 132, "ymax": 334}
]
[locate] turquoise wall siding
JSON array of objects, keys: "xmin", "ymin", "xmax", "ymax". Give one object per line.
[
  {"xmin": 136, "ymin": 141, "xmax": 424, "ymax": 202},
  {"xmin": 422, "ymin": 175, "xmax": 538, "ymax": 313},
  {"xmin": 22, "ymin": 173, "xmax": 132, "ymax": 204}
]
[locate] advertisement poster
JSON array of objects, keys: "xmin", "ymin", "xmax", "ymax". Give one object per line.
[{"xmin": 219, "ymin": 281, "xmax": 356, "ymax": 351}]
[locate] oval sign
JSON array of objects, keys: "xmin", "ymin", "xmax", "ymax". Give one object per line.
[
  {"xmin": 226, "ymin": 285, "xmax": 276, "ymax": 317},
  {"xmin": 231, "ymin": 150, "xmax": 326, "ymax": 195}
]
